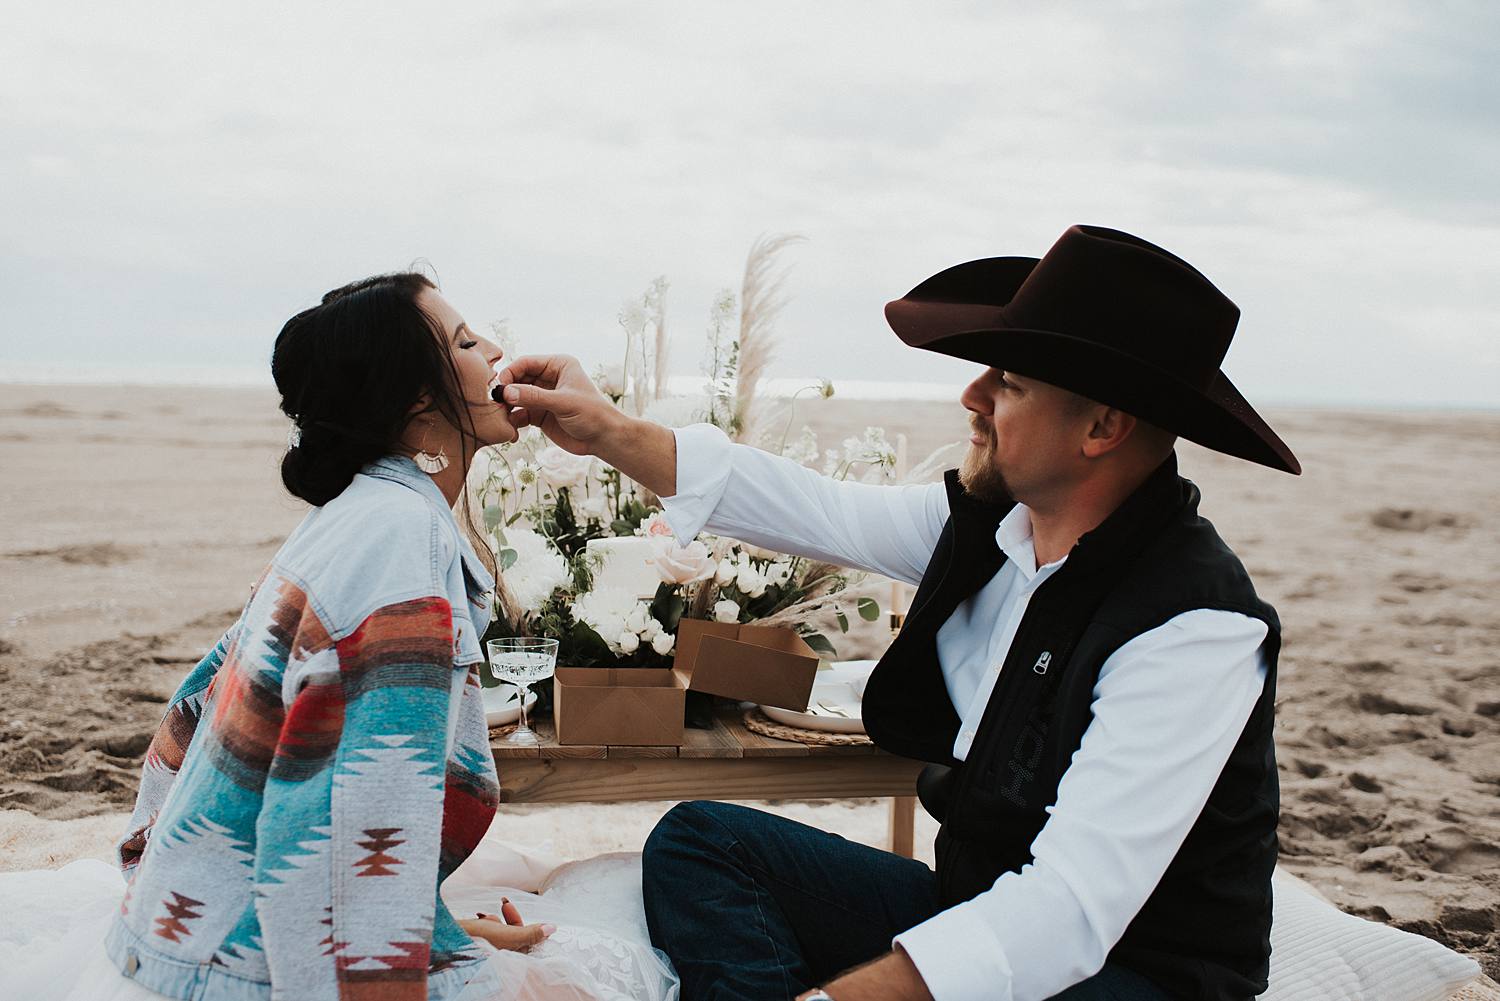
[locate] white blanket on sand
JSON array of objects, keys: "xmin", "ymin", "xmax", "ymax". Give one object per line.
[{"xmin": 0, "ymin": 831, "xmax": 679, "ymax": 1001}]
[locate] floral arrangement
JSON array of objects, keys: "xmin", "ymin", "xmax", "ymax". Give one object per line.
[{"xmin": 473, "ymin": 236, "xmax": 940, "ymax": 683}]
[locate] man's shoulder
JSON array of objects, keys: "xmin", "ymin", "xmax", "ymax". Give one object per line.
[{"xmin": 1105, "ymin": 503, "xmax": 1274, "ymax": 626}]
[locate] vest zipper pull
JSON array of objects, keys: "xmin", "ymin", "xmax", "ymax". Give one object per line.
[{"xmin": 1032, "ymin": 651, "xmax": 1052, "ymax": 675}]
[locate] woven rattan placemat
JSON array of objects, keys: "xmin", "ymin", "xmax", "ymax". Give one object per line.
[{"xmin": 742, "ymin": 707, "xmax": 874, "ymax": 747}]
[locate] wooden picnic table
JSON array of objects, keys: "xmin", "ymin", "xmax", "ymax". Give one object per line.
[{"xmin": 491, "ymin": 704, "xmax": 926, "ymax": 858}]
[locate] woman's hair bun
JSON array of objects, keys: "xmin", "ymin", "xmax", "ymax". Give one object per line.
[{"xmin": 270, "ymin": 272, "xmax": 440, "ymax": 507}]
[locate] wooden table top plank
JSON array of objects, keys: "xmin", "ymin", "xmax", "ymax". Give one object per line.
[
  {"xmin": 606, "ymin": 744, "xmax": 680, "ymax": 758},
  {"xmin": 679, "ymin": 715, "xmax": 744, "ymax": 759},
  {"xmin": 490, "ymin": 703, "xmax": 890, "ymax": 759},
  {"xmin": 497, "ymin": 755, "xmax": 924, "ymax": 804},
  {"xmin": 489, "ymin": 727, "xmax": 542, "ymax": 758}
]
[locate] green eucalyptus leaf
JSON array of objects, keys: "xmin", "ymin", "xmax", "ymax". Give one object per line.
[
  {"xmin": 802, "ymin": 632, "xmax": 837, "ymax": 658},
  {"xmin": 835, "ymin": 609, "xmax": 849, "ymax": 633},
  {"xmin": 485, "ymin": 507, "xmax": 507, "ymax": 534},
  {"xmin": 856, "ymin": 596, "xmax": 881, "ymax": 621},
  {"xmin": 499, "ymin": 548, "xmax": 518, "ymax": 572}
]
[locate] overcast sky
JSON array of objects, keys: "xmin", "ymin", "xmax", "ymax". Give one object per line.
[{"xmin": 2, "ymin": 1, "xmax": 1496, "ymax": 406}]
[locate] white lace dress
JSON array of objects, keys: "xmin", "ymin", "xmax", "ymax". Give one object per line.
[{"xmin": 0, "ymin": 833, "xmax": 679, "ymax": 1001}]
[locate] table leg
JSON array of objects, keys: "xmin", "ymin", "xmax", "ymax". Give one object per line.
[{"xmin": 889, "ymin": 795, "xmax": 916, "ymax": 858}]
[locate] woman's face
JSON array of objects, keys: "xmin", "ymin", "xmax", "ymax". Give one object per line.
[{"xmin": 418, "ymin": 288, "xmax": 518, "ymax": 447}]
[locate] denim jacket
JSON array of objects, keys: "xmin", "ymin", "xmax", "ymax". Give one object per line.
[{"xmin": 106, "ymin": 455, "xmax": 504, "ymax": 1001}]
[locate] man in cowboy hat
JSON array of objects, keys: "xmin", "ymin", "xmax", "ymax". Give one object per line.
[{"xmin": 497, "ymin": 225, "xmax": 1299, "ymax": 1001}]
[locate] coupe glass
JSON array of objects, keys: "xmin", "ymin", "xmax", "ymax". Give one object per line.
[{"xmin": 485, "ymin": 637, "xmax": 558, "ymax": 747}]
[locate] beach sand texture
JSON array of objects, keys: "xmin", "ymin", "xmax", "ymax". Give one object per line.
[{"xmin": 1, "ymin": 383, "xmax": 1496, "ymax": 976}]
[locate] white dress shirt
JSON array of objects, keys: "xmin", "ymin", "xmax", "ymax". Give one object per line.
[{"xmin": 659, "ymin": 424, "xmax": 1269, "ymax": 1001}]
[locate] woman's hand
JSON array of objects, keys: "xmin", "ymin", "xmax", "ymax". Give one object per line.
[
  {"xmin": 497, "ymin": 354, "xmax": 622, "ymax": 456},
  {"xmin": 458, "ymin": 896, "xmax": 556, "ymax": 953}
]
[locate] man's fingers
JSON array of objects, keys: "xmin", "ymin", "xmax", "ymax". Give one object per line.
[
  {"xmin": 501, "ymin": 382, "xmax": 559, "ymax": 412},
  {"xmin": 499, "ymin": 353, "xmax": 577, "ymax": 390},
  {"xmin": 498, "ymin": 355, "xmax": 553, "ymax": 388}
]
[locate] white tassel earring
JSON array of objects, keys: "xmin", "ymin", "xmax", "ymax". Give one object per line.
[{"xmin": 414, "ymin": 423, "xmax": 449, "ymax": 474}]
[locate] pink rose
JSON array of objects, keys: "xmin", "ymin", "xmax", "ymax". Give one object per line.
[
  {"xmin": 644, "ymin": 536, "xmax": 716, "ymax": 585},
  {"xmin": 639, "ymin": 512, "xmax": 676, "ymax": 538}
]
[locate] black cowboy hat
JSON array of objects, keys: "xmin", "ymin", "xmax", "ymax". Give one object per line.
[{"xmin": 885, "ymin": 224, "xmax": 1300, "ymax": 474}]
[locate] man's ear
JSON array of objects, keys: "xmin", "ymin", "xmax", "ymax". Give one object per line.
[{"xmin": 1081, "ymin": 408, "xmax": 1136, "ymax": 458}]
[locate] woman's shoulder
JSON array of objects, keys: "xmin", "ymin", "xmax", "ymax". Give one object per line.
[{"xmin": 271, "ymin": 475, "xmax": 458, "ymax": 636}]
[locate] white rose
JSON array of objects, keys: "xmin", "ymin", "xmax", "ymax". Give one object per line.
[
  {"xmin": 651, "ymin": 630, "xmax": 675, "ymax": 655},
  {"xmin": 641, "ymin": 616, "xmax": 662, "ymax": 640},
  {"xmin": 713, "ymin": 599, "xmax": 741, "ymax": 623},
  {"xmin": 625, "ymin": 602, "xmax": 651, "ymax": 635},
  {"xmin": 714, "ymin": 558, "xmax": 737, "ymax": 586},
  {"xmin": 535, "ymin": 446, "xmax": 594, "ymax": 490},
  {"xmin": 736, "ymin": 565, "xmax": 767, "ymax": 598},
  {"xmin": 618, "ymin": 629, "xmax": 640, "ymax": 654},
  {"xmin": 770, "ymin": 561, "xmax": 794, "ymax": 585},
  {"xmin": 645, "ymin": 537, "xmax": 716, "ymax": 586}
]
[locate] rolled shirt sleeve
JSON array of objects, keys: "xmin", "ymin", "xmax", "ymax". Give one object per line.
[
  {"xmin": 659, "ymin": 423, "xmax": 949, "ymax": 585},
  {"xmin": 895, "ymin": 610, "xmax": 1270, "ymax": 1001}
]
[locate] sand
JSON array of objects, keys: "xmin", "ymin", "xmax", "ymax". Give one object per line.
[{"xmin": 1, "ymin": 383, "xmax": 1497, "ymax": 975}]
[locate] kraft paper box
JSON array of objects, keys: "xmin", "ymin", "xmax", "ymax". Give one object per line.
[
  {"xmin": 553, "ymin": 621, "xmax": 821, "ymax": 746},
  {"xmin": 671, "ymin": 619, "xmax": 819, "ymax": 713},
  {"xmin": 553, "ymin": 667, "xmax": 685, "ymax": 747}
]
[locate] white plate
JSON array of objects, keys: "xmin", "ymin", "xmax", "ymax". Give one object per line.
[
  {"xmin": 759, "ymin": 660, "xmax": 876, "ymax": 734},
  {"xmin": 481, "ymin": 683, "xmax": 540, "ymax": 727}
]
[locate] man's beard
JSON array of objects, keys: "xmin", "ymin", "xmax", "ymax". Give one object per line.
[{"xmin": 958, "ymin": 421, "xmax": 1011, "ymax": 503}]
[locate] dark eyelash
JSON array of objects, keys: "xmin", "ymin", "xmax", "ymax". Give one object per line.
[{"xmin": 460, "ymin": 340, "xmax": 477, "ymax": 349}]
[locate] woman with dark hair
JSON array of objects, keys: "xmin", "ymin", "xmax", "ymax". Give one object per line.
[
  {"xmin": 0, "ymin": 274, "xmax": 681, "ymax": 1001},
  {"xmin": 95, "ymin": 273, "xmax": 543, "ymax": 999}
]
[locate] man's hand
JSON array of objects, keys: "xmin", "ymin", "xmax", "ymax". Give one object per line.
[
  {"xmin": 458, "ymin": 896, "xmax": 555, "ymax": 953},
  {"xmin": 497, "ymin": 354, "xmax": 620, "ymax": 456},
  {"xmin": 798, "ymin": 948, "xmax": 935, "ymax": 1001},
  {"xmin": 498, "ymin": 353, "xmax": 678, "ymax": 497}
]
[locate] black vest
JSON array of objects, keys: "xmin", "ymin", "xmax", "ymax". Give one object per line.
[{"xmin": 863, "ymin": 455, "xmax": 1281, "ymax": 1001}]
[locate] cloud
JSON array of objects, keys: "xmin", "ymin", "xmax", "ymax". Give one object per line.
[{"xmin": 0, "ymin": 1, "xmax": 1495, "ymax": 407}]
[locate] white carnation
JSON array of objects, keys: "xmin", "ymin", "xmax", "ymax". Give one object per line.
[
  {"xmin": 499, "ymin": 528, "xmax": 571, "ymax": 614},
  {"xmin": 573, "ymin": 586, "xmax": 644, "ymax": 653}
]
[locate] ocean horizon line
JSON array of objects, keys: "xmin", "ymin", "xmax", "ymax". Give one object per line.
[{"xmin": 2, "ymin": 362, "xmax": 1496, "ymax": 413}]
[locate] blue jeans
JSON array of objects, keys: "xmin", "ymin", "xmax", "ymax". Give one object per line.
[{"xmin": 642, "ymin": 801, "xmax": 1171, "ymax": 1001}]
